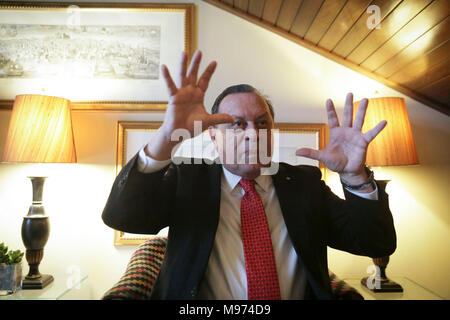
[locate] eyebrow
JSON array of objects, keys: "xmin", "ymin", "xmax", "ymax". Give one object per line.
[
  {"xmin": 256, "ymin": 113, "xmax": 270, "ymax": 120},
  {"xmin": 230, "ymin": 112, "xmax": 269, "ymax": 120}
]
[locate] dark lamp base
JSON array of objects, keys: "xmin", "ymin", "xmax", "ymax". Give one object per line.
[
  {"xmin": 361, "ymin": 277, "xmax": 404, "ymax": 293},
  {"xmin": 22, "ymin": 274, "xmax": 54, "ymax": 290}
]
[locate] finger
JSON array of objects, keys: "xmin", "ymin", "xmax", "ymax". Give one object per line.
[
  {"xmin": 364, "ymin": 120, "xmax": 387, "ymax": 142},
  {"xmin": 179, "ymin": 51, "xmax": 188, "ymax": 87},
  {"xmin": 205, "ymin": 113, "xmax": 234, "ymax": 127},
  {"xmin": 342, "ymin": 92, "xmax": 353, "ymax": 127},
  {"xmin": 161, "ymin": 64, "xmax": 177, "ymax": 96},
  {"xmin": 186, "ymin": 50, "xmax": 202, "ymax": 85},
  {"xmin": 197, "ymin": 61, "xmax": 217, "ymax": 92},
  {"xmin": 326, "ymin": 99, "xmax": 340, "ymax": 128},
  {"xmin": 353, "ymin": 98, "xmax": 368, "ymax": 130},
  {"xmin": 295, "ymin": 148, "xmax": 322, "ymax": 161}
]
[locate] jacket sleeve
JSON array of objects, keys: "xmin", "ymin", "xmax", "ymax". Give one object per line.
[
  {"xmin": 310, "ymin": 168, "xmax": 397, "ymax": 258},
  {"xmin": 101, "ymin": 152, "xmax": 177, "ymax": 234}
]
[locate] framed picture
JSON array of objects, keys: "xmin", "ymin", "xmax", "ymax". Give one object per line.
[
  {"xmin": 0, "ymin": 2, "xmax": 194, "ymax": 111},
  {"xmin": 114, "ymin": 121, "xmax": 327, "ymax": 246}
]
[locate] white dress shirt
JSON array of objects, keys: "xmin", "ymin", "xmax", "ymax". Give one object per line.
[{"xmin": 136, "ymin": 147, "xmax": 378, "ymax": 299}]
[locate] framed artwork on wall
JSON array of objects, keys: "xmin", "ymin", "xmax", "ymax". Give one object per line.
[
  {"xmin": 113, "ymin": 121, "xmax": 327, "ymax": 246},
  {"xmin": 0, "ymin": 2, "xmax": 194, "ymax": 111}
]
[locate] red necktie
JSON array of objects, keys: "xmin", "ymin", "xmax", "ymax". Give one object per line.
[{"xmin": 240, "ymin": 178, "xmax": 281, "ymax": 300}]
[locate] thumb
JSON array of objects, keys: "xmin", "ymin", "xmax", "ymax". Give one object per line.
[
  {"xmin": 295, "ymin": 148, "xmax": 322, "ymax": 161},
  {"xmin": 206, "ymin": 113, "xmax": 234, "ymax": 127}
]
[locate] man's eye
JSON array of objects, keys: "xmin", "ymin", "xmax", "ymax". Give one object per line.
[
  {"xmin": 234, "ymin": 121, "xmax": 244, "ymax": 127},
  {"xmin": 258, "ymin": 120, "xmax": 268, "ymax": 126}
]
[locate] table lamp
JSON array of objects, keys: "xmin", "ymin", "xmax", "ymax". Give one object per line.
[
  {"xmin": 1, "ymin": 94, "xmax": 77, "ymax": 289},
  {"xmin": 354, "ymin": 97, "xmax": 418, "ymax": 292}
]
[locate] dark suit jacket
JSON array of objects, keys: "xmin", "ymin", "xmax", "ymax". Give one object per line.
[{"xmin": 102, "ymin": 154, "xmax": 396, "ymax": 300}]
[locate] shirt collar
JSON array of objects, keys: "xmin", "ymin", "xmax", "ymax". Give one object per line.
[{"xmin": 221, "ymin": 166, "xmax": 272, "ymax": 193}]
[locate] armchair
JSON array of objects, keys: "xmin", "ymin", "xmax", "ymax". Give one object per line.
[{"xmin": 102, "ymin": 236, "xmax": 363, "ymax": 300}]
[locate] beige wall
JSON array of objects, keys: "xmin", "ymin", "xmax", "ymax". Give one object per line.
[{"xmin": 0, "ymin": 0, "xmax": 448, "ymax": 299}]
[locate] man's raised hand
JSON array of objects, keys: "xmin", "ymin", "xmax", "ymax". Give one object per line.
[
  {"xmin": 296, "ymin": 93, "xmax": 386, "ymax": 186},
  {"xmin": 160, "ymin": 50, "xmax": 233, "ymax": 138},
  {"xmin": 145, "ymin": 50, "xmax": 233, "ymax": 161}
]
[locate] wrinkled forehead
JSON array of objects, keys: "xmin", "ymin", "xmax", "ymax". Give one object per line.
[{"xmin": 218, "ymin": 92, "xmax": 271, "ymax": 119}]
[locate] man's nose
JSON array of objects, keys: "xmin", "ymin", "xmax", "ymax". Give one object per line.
[
  {"xmin": 246, "ymin": 121, "xmax": 257, "ymax": 130},
  {"xmin": 244, "ymin": 124, "xmax": 259, "ymax": 140}
]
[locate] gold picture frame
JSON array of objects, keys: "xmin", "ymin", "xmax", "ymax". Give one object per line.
[
  {"xmin": 113, "ymin": 121, "xmax": 327, "ymax": 246},
  {"xmin": 0, "ymin": 2, "xmax": 194, "ymax": 112}
]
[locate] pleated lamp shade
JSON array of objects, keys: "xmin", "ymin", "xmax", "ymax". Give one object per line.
[
  {"xmin": 353, "ymin": 97, "xmax": 418, "ymax": 166},
  {"xmin": 2, "ymin": 94, "xmax": 77, "ymax": 163}
]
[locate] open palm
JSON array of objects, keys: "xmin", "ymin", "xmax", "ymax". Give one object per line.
[
  {"xmin": 296, "ymin": 93, "xmax": 386, "ymax": 176},
  {"xmin": 161, "ymin": 50, "xmax": 233, "ymax": 137}
]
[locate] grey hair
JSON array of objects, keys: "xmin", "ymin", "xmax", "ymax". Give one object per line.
[{"xmin": 211, "ymin": 84, "xmax": 275, "ymax": 120}]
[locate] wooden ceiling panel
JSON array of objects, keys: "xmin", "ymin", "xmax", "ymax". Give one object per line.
[
  {"xmin": 375, "ymin": 17, "xmax": 450, "ymax": 78},
  {"xmin": 419, "ymin": 75, "xmax": 450, "ymax": 106},
  {"xmin": 248, "ymin": 0, "xmax": 265, "ymax": 18},
  {"xmin": 319, "ymin": 0, "xmax": 373, "ymax": 51},
  {"xmin": 332, "ymin": 0, "xmax": 402, "ymax": 57},
  {"xmin": 304, "ymin": 0, "xmax": 347, "ymax": 44},
  {"xmin": 276, "ymin": 0, "xmax": 304, "ymax": 31},
  {"xmin": 289, "ymin": 0, "xmax": 324, "ymax": 37},
  {"xmin": 234, "ymin": 0, "xmax": 249, "ymax": 12},
  {"xmin": 262, "ymin": 0, "xmax": 284, "ymax": 25},
  {"xmin": 413, "ymin": 57, "xmax": 449, "ymax": 91},
  {"xmin": 204, "ymin": 0, "xmax": 450, "ymax": 115},
  {"xmin": 388, "ymin": 40, "xmax": 450, "ymax": 88},
  {"xmin": 346, "ymin": 0, "xmax": 433, "ymax": 64},
  {"xmin": 361, "ymin": 0, "xmax": 449, "ymax": 71}
]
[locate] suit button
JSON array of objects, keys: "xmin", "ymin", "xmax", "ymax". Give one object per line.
[{"xmin": 190, "ymin": 288, "xmax": 197, "ymax": 297}]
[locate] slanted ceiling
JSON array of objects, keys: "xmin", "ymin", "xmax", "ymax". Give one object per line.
[{"xmin": 203, "ymin": 0, "xmax": 450, "ymax": 115}]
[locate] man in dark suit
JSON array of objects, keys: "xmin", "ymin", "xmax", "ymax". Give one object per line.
[{"xmin": 102, "ymin": 50, "xmax": 396, "ymax": 299}]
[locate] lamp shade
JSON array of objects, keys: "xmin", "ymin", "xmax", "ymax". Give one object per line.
[
  {"xmin": 353, "ymin": 97, "xmax": 418, "ymax": 166},
  {"xmin": 2, "ymin": 94, "xmax": 77, "ymax": 163}
]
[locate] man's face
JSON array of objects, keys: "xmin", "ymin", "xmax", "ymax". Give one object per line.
[{"xmin": 209, "ymin": 92, "xmax": 274, "ymax": 179}]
